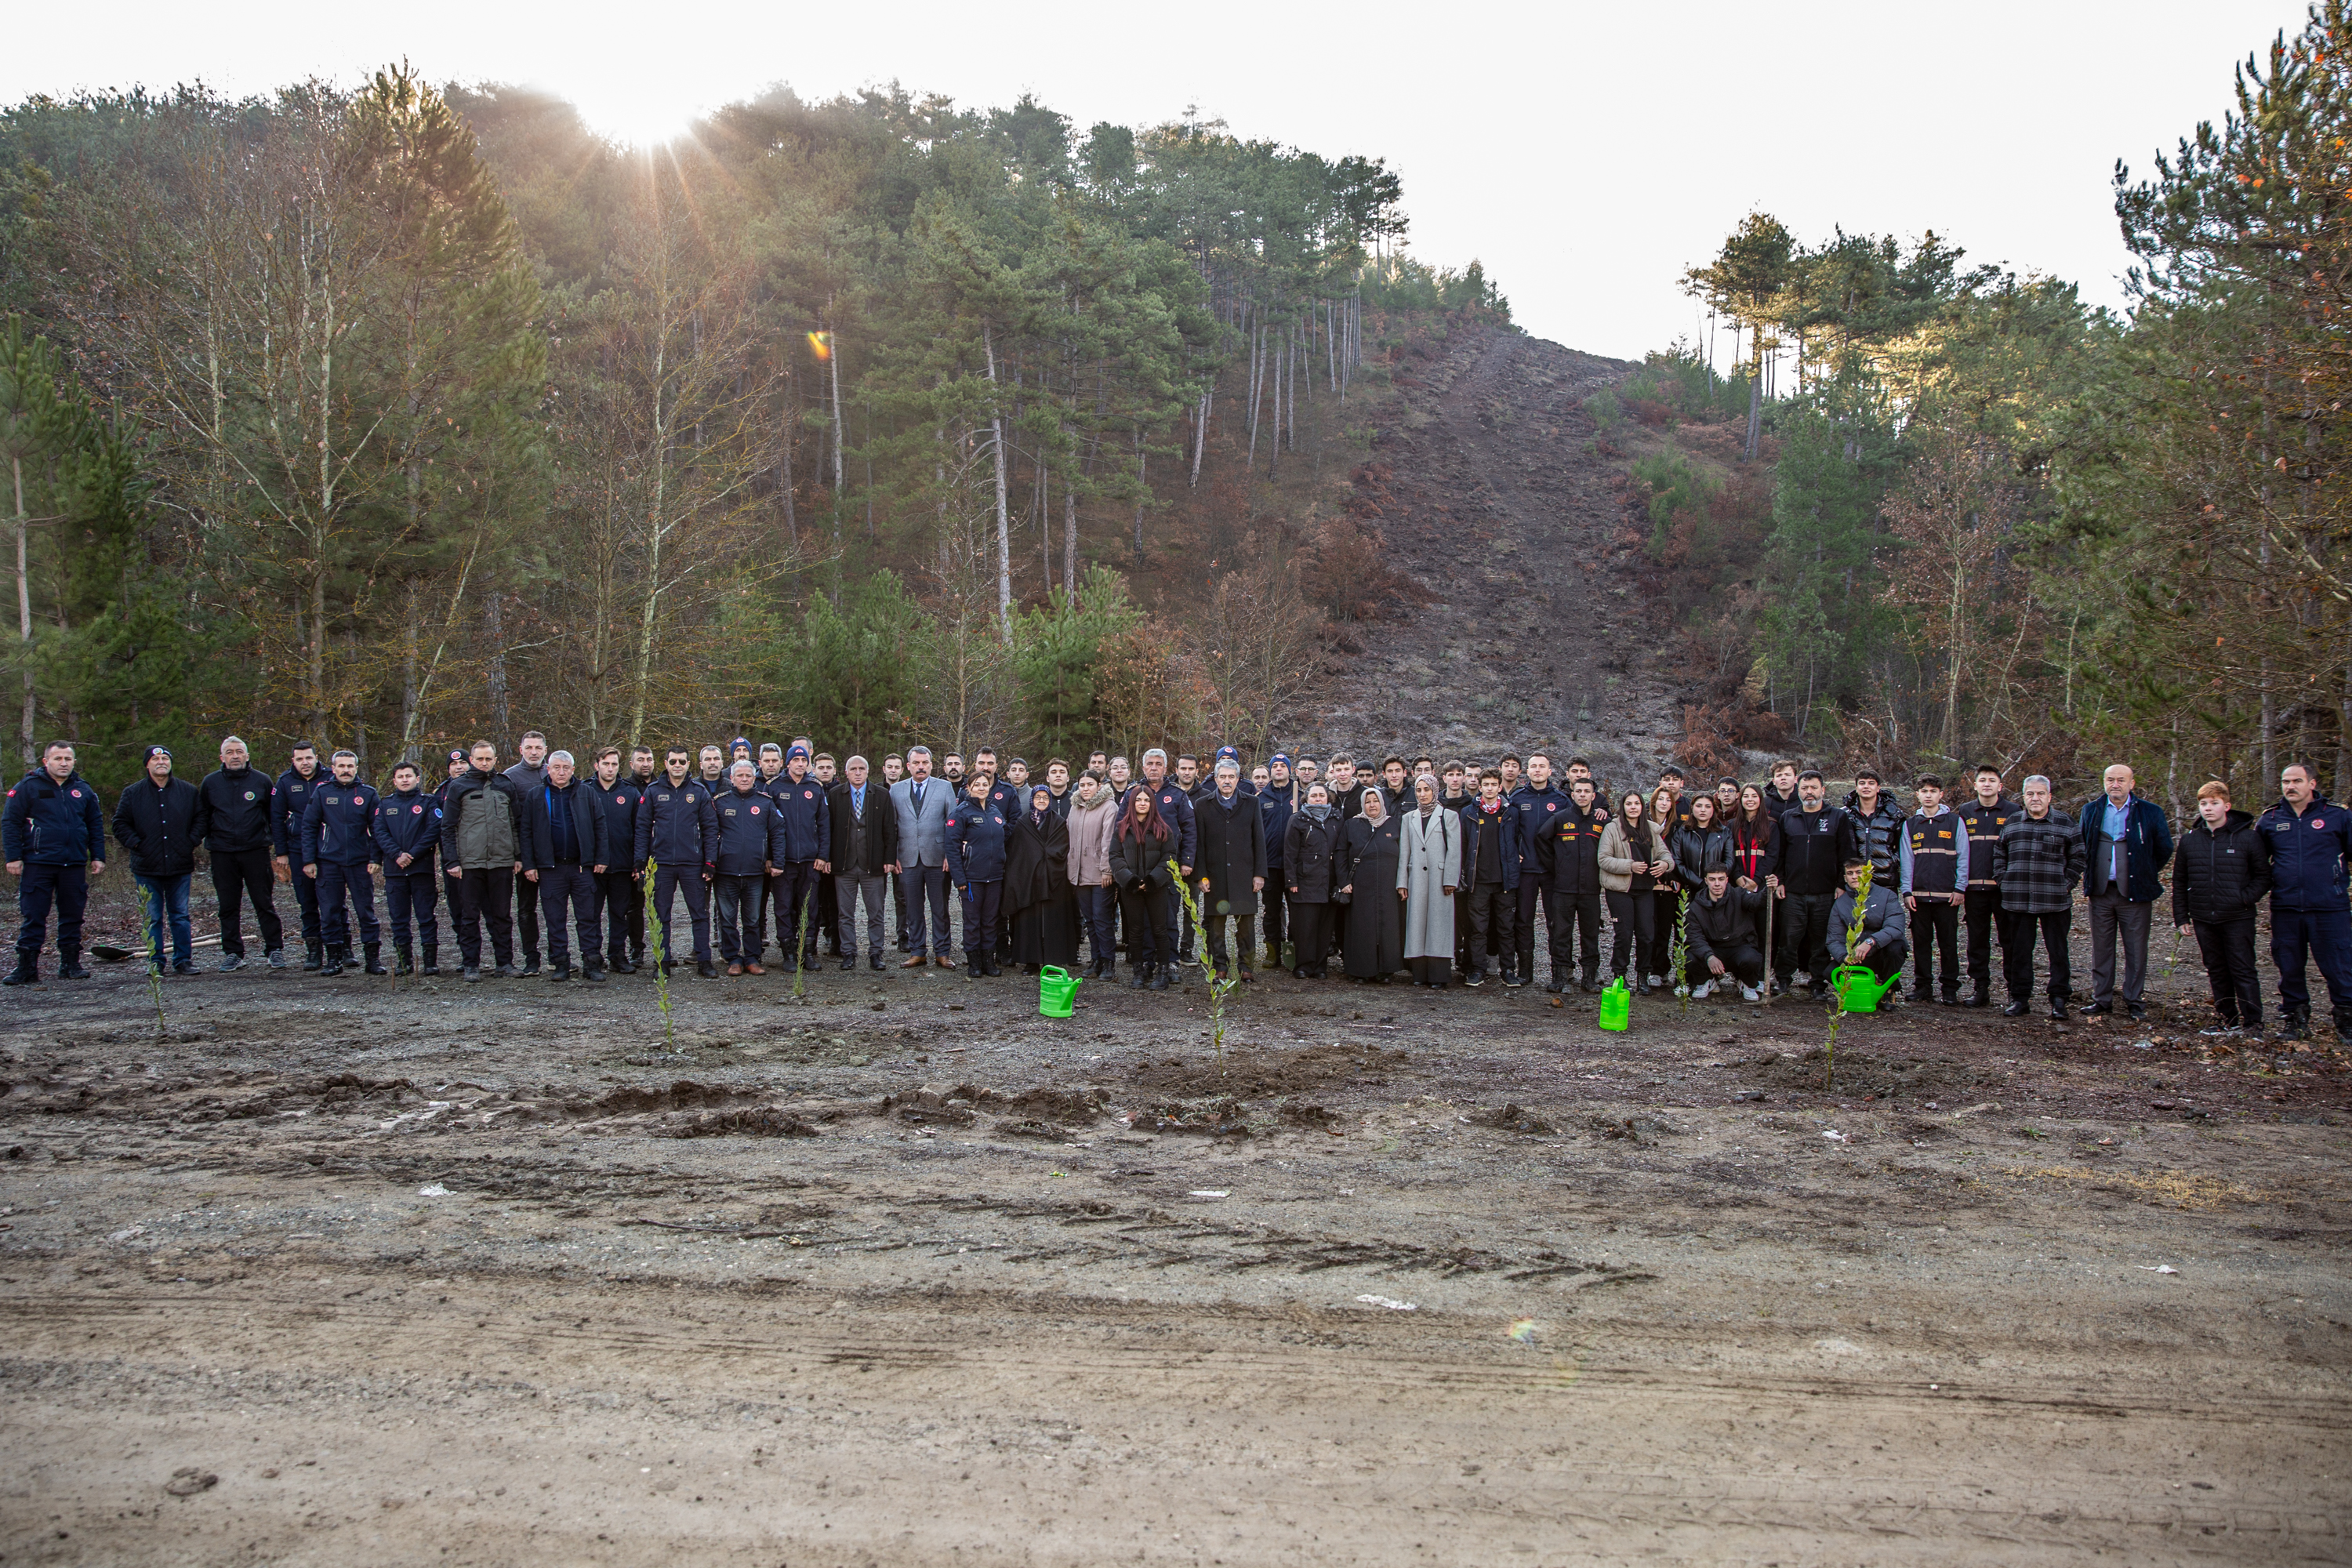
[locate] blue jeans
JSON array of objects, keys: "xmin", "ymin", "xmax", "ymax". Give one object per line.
[
  {"xmin": 2273, "ymin": 905, "xmax": 2352, "ymax": 1020},
  {"xmin": 134, "ymin": 872, "xmax": 193, "ymax": 967}
]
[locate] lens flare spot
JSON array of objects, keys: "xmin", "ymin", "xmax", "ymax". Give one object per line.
[
  {"xmin": 807, "ymin": 331, "xmax": 833, "ymax": 361},
  {"xmin": 1508, "ymin": 1318, "xmax": 1539, "ymax": 1345}
]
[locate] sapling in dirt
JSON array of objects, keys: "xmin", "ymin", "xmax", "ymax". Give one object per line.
[
  {"xmin": 1821, "ymin": 862, "xmax": 1874, "ymax": 1091},
  {"xmin": 1667, "ymin": 884, "xmax": 1693, "ymax": 1014},
  {"xmin": 641, "ymin": 858, "xmax": 674, "ymax": 1047},
  {"xmin": 792, "ymin": 886, "xmax": 814, "ymax": 1000},
  {"xmin": 1175, "ymin": 876, "xmax": 1237, "ymax": 1073},
  {"xmin": 132, "ymin": 881, "xmax": 167, "ymax": 1036}
]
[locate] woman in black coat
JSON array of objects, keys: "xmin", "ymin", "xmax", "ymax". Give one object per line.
[
  {"xmin": 1283, "ymin": 783, "xmax": 1344, "ymax": 979},
  {"xmin": 1005, "ymin": 786, "xmax": 1079, "ymax": 973},
  {"xmin": 1672, "ymin": 792, "xmax": 1734, "ymax": 892},
  {"xmin": 1338, "ymin": 787, "xmax": 1404, "ymax": 982},
  {"xmin": 1109, "ymin": 787, "xmax": 1181, "ymax": 990}
]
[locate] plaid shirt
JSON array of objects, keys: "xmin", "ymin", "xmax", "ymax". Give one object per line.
[{"xmin": 1991, "ymin": 811, "xmax": 2085, "ymax": 915}]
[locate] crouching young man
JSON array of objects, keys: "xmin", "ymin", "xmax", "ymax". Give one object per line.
[
  {"xmin": 1827, "ymin": 857, "xmax": 1909, "ymax": 997},
  {"xmin": 1684, "ymin": 866, "xmax": 1764, "ymax": 1001}
]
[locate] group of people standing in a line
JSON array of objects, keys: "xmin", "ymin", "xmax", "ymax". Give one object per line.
[{"xmin": 5, "ymin": 735, "xmax": 2348, "ymax": 1041}]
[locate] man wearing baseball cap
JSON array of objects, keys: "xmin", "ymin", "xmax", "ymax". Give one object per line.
[{"xmin": 113, "ymin": 746, "xmax": 201, "ymax": 975}]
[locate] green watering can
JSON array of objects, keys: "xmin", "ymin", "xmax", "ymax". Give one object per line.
[
  {"xmin": 1597, "ymin": 976, "xmax": 1631, "ymax": 1032},
  {"xmin": 1831, "ymin": 964, "xmax": 1900, "ymax": 1013},
  {"xmin": 1038, "ymin": 964, "xmax": 1080, "ymax": 1018}
]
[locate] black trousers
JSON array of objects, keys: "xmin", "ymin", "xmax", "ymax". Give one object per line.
[
  {"xmin": 2002, "ymin": 908, "xmax": 2073, "ymax": 1002},
  {"xmin": 713, "ymin": 873, "xmax": 762, "ymax": 963},
  {"xmin": 1548, "ymin": 887, "xmax": 1602, "ymax": 982},
  {"xmin": 597, "ymin": 870, "xmax": 641, "ymax": 960},
  {"xmin": 208, "ymin": 847, "xmax": 284, "ymax": 956},
  {"xmin": 290, "ymin": 866, "xmax": 323, "ymax": 949},
  {"xmin": 513, "ymin": 867, "xmax": 541, "ymax": 965},
  {"xmin": 1840, "ymin": 933, "xmax": 1908, "ymax": 984},
  {"xmin": 1261, "ymin": 874, "xmax": 1286, "ymax": 959},
  {"xmin": 893, "ymin": 869, "xmax": 909, "ymax": 949},
  {"xmin": 2193, "ymin": 914, "xmax": 2263, "ymax": 1026},
  {"xmin": 651, "ymin": 865, "xmax": 712, "ymax": 964},
  {"xmin": 536, "ymin": 865, "xmax": 601, "ymax": 963},
  {"xmin": 1288, "ymin": 898, "xmax": 1331, "ymax": 975},
  {"xmin": 1120, "ymin": 883, "xmax": 1172, "ymax": 967},
  {"xmin": 1207, "ymin": 911, "xmax": 1257, "ymax": 972},
  {"xmin": 383, "ymin": 871, "xmax": 439, "ymax": 949},
  {"xmin": 773, "ymin": 861, "xmax": 819, "ymax": 962},
  {"xmin": 1911, "ymin": 898, "xmax": 1961, "ymax": 995},
  {"xmin": 454, "ymin": 867, "xmax": 515, "ymax": 968},
  {"xmin": 1964, "ymin": 887, "xmax": 2004, "ymax": 989},
  {"xmin": 1465, "ymin": 880, "xmax": 1515, "ymax": 975},
  {"xmin": 1686, "ymin": 942, "xmax": 1764, "ymax": 987},
  {"xmin": 960, "ymin": 879, "xmax": 1004, "ymax": 956},
  {"xmin": 13, "ymin": 862, "xmax": 87, "ymax": 959},
  {"xmin": 1605, "ymin": 888, "xmax": 1654, "ymax": 979},
  {"xmin": 315, "ymin": 862, "xmax": 378, "ymax": 947},
  {"xmin": 1512, "ymin": 877, "xmax": 1551, "ymax": 977},
  {"xmin": 1777, "ymin": 891, "xmax": 1836, "ymax": 987}
]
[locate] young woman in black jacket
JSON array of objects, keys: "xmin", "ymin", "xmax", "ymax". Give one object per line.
[
  {"xmin": 2172, "ymin": 780, "xmax": 2273, "ymax": 1036},
  {"xmin": 1109, "ymin": 788, "xmax": 1180, "ymax": 990}
]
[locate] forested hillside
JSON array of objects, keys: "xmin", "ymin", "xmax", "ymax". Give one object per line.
[
  {"xmin": 1617, "ymin": 3, "xmax": 2352, "ymax": 814},
  {"xmin": 0, "ymin": 69, "xmax": 1507, "ymax": 785}
]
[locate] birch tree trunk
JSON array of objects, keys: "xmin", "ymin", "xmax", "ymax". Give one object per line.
[
  {"xmin": 983, "ymin": 322, "xmax": 1013, "ymax": 638},
  {"xmin": 828, "ymin": 313, "xmax": 847, "ymax": 544},
  {"xmin": 12, "ymin": 455, "xmax": 30, "ymax": 768}
]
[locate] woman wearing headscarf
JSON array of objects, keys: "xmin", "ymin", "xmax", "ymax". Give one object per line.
[
  {"xmin": 1599, "ymin": 789, "xmax": 1675, "ymax": 993},
  {"xmin": 1006, "ymin": 784, "xmax": 1078, "ymax": 973},
  {"xmin": 1282, "ymin": 782, "xmax": 1343, "ymax": 979},
  {"xmin": 1109, "ymin": 785, "xmax": 1180, "ymax": 990},
  {"xmin": 1339, "ymin": 786, "xmax": 1404, "ymax": 982},
  {"xmin": 1064, "ymin": 769, "xmax": 1120, "ymax": 979},
  {"xmin": 1397, "ymin": 773, "xmax": 1461, "ymax": 988}
]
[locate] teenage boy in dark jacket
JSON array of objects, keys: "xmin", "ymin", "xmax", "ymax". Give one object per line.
[
  {"xmin": 1537, "ymin": 777, "xmax": 1608, "ymax": 993},
  {"xmin": 1841, "ymin": 771, "xmax": 1905, "ymax": 894},
  {"xmin": 2, "ymin": 741, "xmax": 105, "ymax": 984},
  {"xmin": 2256, "ymin": 760, "xmax": 2352, "ymax": 1041},
  {"xmin": 113, "ymin": 745, "xmax": 202, "ymax": 975},
  {"xmin": 1827, "ymin": 858, "xmax": 1910, "ymax": 989},
  {"xmin": 1457, "ymin": 769, "xmax": 1520, "ymax": 987},
  {"xmin": 590, "ymin": 748, "xmax": 645, "ymax": 972},
  {"xmin": 1955, "ymin": 766, "xmax": 2021, "ymax": 1007},
  {"xmin": 1685, "ymin": 867, "xmax": 1764, "ymax": 1000},
  {"xmin": 273, "ymin": 742, "xmax": 329, "ymax": 969},
  {"xmin": 2173, "ymin": 780, "xmax": 2272, "ymax": 1037},
  {"xmin": 520, "ymin": 750, "xmax": 609, "ymax": 982},
  {"xmin": 372, "ymin": 760, "xmax": 443, "ymax": 975},
  {"xmin": 1992, "ymin": 774, "xmax": 2087, "ymax": 1019},
  {"xmin": 1899, "ymin": 775, "xmax": 1965, "ymax": 1005},
  {"xmin": 1765, "ymin": 770, "xmax": 1860, "ymax": 999},
  {"xmin": 635, "ymin": 747, "xmax": 718, "ymax": 978},
  {"xmin": 299, "ymin": 750, "xmax": 383, "ymax": 977},
  {"xmin": 1507, "ymin": 753, "xmax": 1569, "ymax": 989},
  {"xmin": 194, "ymin": 735, "xmax": 284, "ymax": 971}
]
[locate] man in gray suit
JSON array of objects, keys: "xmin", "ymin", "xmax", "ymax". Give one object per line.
[{"xmin": 891, "ymin": 745, "xmax": 956, "ymax": 967}]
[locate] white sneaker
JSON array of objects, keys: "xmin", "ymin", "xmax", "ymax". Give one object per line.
[
  {"xmin": 1690, "ymin": 980, "xmax": 1711, "ymax": 1000},
  {"xmin": 1740, "ymin": 984, "xmax": 1760, "ymax": 1002},
  {"xmin": 1646, "ymin": 974, "xmax": 1664, "ymax": 988}
]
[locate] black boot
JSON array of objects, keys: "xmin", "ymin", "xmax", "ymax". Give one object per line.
[
  {"xmin": 695, "ymin": 958, "xmax": 719, "ymax": 978},
  {"xmin": 363, "ymin": 942, "xmax": 387, "ymax": 976},
  {"xmin": 582, "ymin": 957, "xmax": 607, "ymax": 982},
  {"xmin": 1130, "ymin": 962, "xmax": 1149, "ymax": 989},
  {"xmin": 58, "ymin": 952, "xmax": 89, "ymax": 979},
  {"xmin": 303, "ymin": 942, "xmax": 324, "ymax": 972},
  {"xmin": 1, "ymin": 956, "xmax": 34, "ymax": 986},
  {"xmin": 318, "ymin": 944, "xmax": 347, "ymax": 978},
  {"xmin": 2049, "ymin": 997, "xmax": 2069, "ymax": 1021},
  {"xmin": 394, "ymin": 943, "xmax": 415, "ymax": 977},
  {"xmin": 2278, "ymin": 1009, "xmax": 2311, "ymax": 1042},
  {"xmin": 1099, "ymin": 958, "xmax": 1116, "ymax": 984},
  {"xmin": 1149, "ymin": 964, "xmax": 1171, "ymax": 991},
  {"xmin": 984, "ymin": 954, "xmax": 1001, "ymax": 977},
  {"xmin": 967, "ymin": 955, "xmax": 983, "ymax": 978},
  {"xmin": 421, "ymin": 946, "xmax": 439, "ymax": 976},
  {"xmin": 549, "ymin": 959, "xmax": 572, "ymax": 982}
]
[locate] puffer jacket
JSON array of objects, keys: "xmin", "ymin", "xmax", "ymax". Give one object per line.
[
  {"xmin": 1283, "ymin": 804, "xmax": 1345, "ymax": 902},
  {"xmin": 1841, "ymin": 790, "xmax": 1905, "ymax": 893},
  {"xmin": 1065, "ymin": 791, "xmax": 1120, "ymax": 887},
  {"xmin": 1109, "ymin": 820, "xmax": 1179, "ymax": 892},
  {"xmin": 2171, "ymin": 809, "xmax": 2272, "ymax": 926}
]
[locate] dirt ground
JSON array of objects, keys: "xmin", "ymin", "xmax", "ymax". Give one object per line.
[{"xmin": 2, "ymin": 911, "xmax": 2348, "ymax": 1568}]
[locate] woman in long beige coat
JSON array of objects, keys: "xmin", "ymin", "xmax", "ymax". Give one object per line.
[
  {"xmin": 1063, "ymin": 771, "xmax": 1121, "ymax": 979},
  {"xmin": 1396, "ymin": 774, "xmax": 1461, "ymax": 988}
]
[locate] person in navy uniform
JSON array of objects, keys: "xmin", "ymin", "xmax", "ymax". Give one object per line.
[
  {"xmin": 768, "ymin": 744, "xmax": 832, "ymax": 974},
  {"xmin": 300, "ymin": 749, "xmax": 383, "ymax": 977},
  {"xmin": 711, "ymin": 760, "xmax": 784, "ymax": 975},
  {"xmin": 636, "ymin": 746, "xmax": 719, "ymax": 978},
  {"xmin": 590, "ymin": 747, "xmax": 645, "ymax": 972},
  {"xmin": 2259, "ymin": 760, "xmax": 2352, "ymax": 1042},
  {"xmin": 945, "ymin": 772, "xmax": 1010, "ymax": 977},
  {"xmin": 2, "ymin": 740, "xmax": 106, "ymax": 985},
  {"xmin": 372, "ymin": 760, "xmax": 442, "ymax": 975},
  {"xmin": 273, "ymin": 741, "xmax": 331, "ymax": 969}
]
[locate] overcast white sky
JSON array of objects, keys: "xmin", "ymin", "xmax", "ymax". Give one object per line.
[{"xmin": 2, "ymin": 2, "xmax": 2309, "ymax": 360}]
